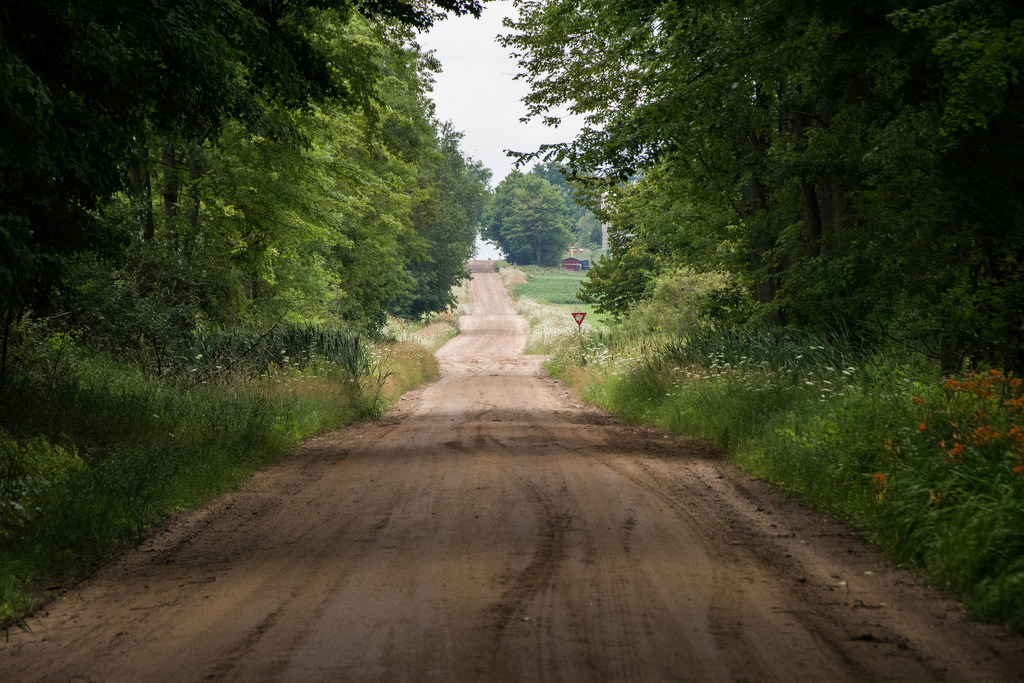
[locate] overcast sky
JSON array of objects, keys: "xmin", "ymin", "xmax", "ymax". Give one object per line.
[{"xmin": 417, "ymin": 0, "xmax": 585, "ymax": 186}]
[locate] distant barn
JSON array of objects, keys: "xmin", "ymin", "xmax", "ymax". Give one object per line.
[{"xmin": 562, "ymin": 257, "xmax": 581, "ymax": 271}]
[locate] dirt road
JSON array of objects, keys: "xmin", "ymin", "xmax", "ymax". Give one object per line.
[{"xmin": 3, "ymin": 261, "xmax": 1023, "ymax": 681}]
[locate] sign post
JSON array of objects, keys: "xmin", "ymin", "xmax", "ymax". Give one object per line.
[{"xmin": 572, "ymin": 312, "xmax": 586, "ymax": 331}]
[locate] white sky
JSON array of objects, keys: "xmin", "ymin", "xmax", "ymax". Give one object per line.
[{"xmin": 417, "ymin": 0, "xmax": 585, "ymax": 186}]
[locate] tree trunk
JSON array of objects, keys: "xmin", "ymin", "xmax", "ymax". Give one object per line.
[
  {"xmin": 799, "ymin": 179, "xmax": 823, "ymax": 259},
  {"xmin": 128, "ymin": 139, "xmax": 155, "ymax": 240},
  {"xmin": 187, "ymin": 154, "xmax": 202, "ymax": 231},
  {"xmin": 815, "ymin": 175, "xmax": 851, "ymax": 255},
  {"xmin": 0, "ymin": 308, "xmax": 16, "ymax": 393},
  {"xmin": 780, "ymin": 105, "xmax": 826, "ymax": 260},
  {"xmin": 161, "ymin": 145, "xmax": 178, "ymax": 219},
  {"xmin": 741, "ymin": 175, "xmax": 786, "ymax": 327}
]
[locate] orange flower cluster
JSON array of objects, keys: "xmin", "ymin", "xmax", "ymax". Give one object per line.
[
  {"xmin": 943, "ymin": 370, "xmax": 1023, "ymax": 399},
  {"xmin": 873, "ymin": 472, "xmax": 889, "ymax": 502},
  {"xmin": 922, "ymin": 370, "xmax": 1024, "ymax": 471}
]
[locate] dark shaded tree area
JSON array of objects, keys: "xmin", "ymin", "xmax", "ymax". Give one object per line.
[
  {"xmin": 505, "ymin": 0, "xmax": 1024, "ymax": 372},
  {"xmin": 0, "ymin": 0, "xmax": 486, "ymax": 384}
]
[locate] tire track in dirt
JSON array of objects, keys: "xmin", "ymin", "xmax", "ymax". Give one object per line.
[{"xmin": 488, "ymin": 477, "xmax": 572, "ymax": 643}]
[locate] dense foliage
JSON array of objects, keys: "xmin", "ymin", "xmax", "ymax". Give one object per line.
[
  {"xmin": 529, "ymin": 162, "xmax": 603, "ymax": 249},
  {"xmin": 0, "ymin": 0, "xmax": 488, "ymax": 384},
  {"xmin": 504, "ymin": 0, "xmax": 1024, "ymax": 373}
]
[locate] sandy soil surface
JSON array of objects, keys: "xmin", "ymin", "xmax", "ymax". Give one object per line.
[{"xmin": 3, "ymin": 261, "xmax": 1023, "ymax": 681}]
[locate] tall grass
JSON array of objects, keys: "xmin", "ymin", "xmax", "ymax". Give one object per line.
[{"xmin": 0, "ymin": 325, "xmax": 439, "ymax": 627}]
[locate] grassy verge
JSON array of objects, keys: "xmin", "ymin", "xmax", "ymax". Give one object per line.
[
  {"xmin": 0, "ymin": 327, "xmax": 439, "ymax": 627},
  {"xmin": 510, "ymin": 277, "xmax": 1024, "ymax": 633},
  {"xmin": 496, "ymin": 265, "xmax": 609, "ymax": 353},
  {"xmin": 383, "ymin": 312, "xmax": 461, "ymax": 350}
]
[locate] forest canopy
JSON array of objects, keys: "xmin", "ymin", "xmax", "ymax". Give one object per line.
[
  {"xmin": 503, "ymin": 0, "xmax": 1024, "ymax": 372},
  {"xmin": 0, "ymin": 0, "xmax": 490, "ymax": 382}
]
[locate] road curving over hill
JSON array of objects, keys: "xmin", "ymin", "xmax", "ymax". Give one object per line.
[{"xmin": 3, "ymin": 260, "xmax": 1023, "ymax": 681}]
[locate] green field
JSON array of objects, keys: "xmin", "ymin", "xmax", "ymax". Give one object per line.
[
  {"xmin": 515, "ymin": 269, "xmax": 586, "ymax": 304},
  {"xmin": 513, "ymin": 267, "xmax": 610, "ymax": 327}
]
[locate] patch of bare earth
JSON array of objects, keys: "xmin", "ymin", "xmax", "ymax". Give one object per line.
[{"xmin": 2, "ymin": 260, "xmax": 1022, "ymax": 681}]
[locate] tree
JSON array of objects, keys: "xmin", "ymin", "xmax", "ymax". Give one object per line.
[
  {"xmin": 0, "ymin": 0, "xmax": 484, "ymax": 383},
  {"xmin": 529, "ymin": 161, "xmax": 602, "ymax": 249},
  {"xmin": 392, "ymin": 125, "xmax": 491, "ymax": 318},
  {"xmin": 66, "ymin": 14, "xmax": 436, "ymax": 355},
  {"xmin": 481, "ymin": 172, "xmax": 572, "ymax": 266},
  {"xmin": 504, "ymin": 0, "xmax": 1024, "ymax": 371},
  {"xmin": 577, "ymin": 241, "xmax": 658, "ymax": 320}
]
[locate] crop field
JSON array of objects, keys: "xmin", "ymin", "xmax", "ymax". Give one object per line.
[
  {"xmin": 515, "ymin": 269, "xmax": 586, "ymax": 304},
  {"xmin": 510, "ymin": 266, "xmax": 609, "ymax": 328}
]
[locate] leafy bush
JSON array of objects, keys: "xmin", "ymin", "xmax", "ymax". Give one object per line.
[
  {"xmin": 0, "ymin": 429, "xmax": 85, "ymax": 541},
  {"xmin": 618, "ymin": 267, "xmax": 751, "ymax": 339}
]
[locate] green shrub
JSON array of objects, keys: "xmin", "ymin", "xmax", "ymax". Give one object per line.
[
  {"xmin": 618, "ymin": 267, "xmax": 751, "ymax": 339},
  {"xmin": 0, "ymin": 429, "xmax": 85, "ymax": 541}
]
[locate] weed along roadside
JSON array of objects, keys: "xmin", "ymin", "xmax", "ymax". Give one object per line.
[
  {"xmin": 0, "ymin": 315, "xmax": 456, "ymax": 628},
  {"xmin": 499, "ymin": 262, "xmax": 1024, "ymax": 635}
]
